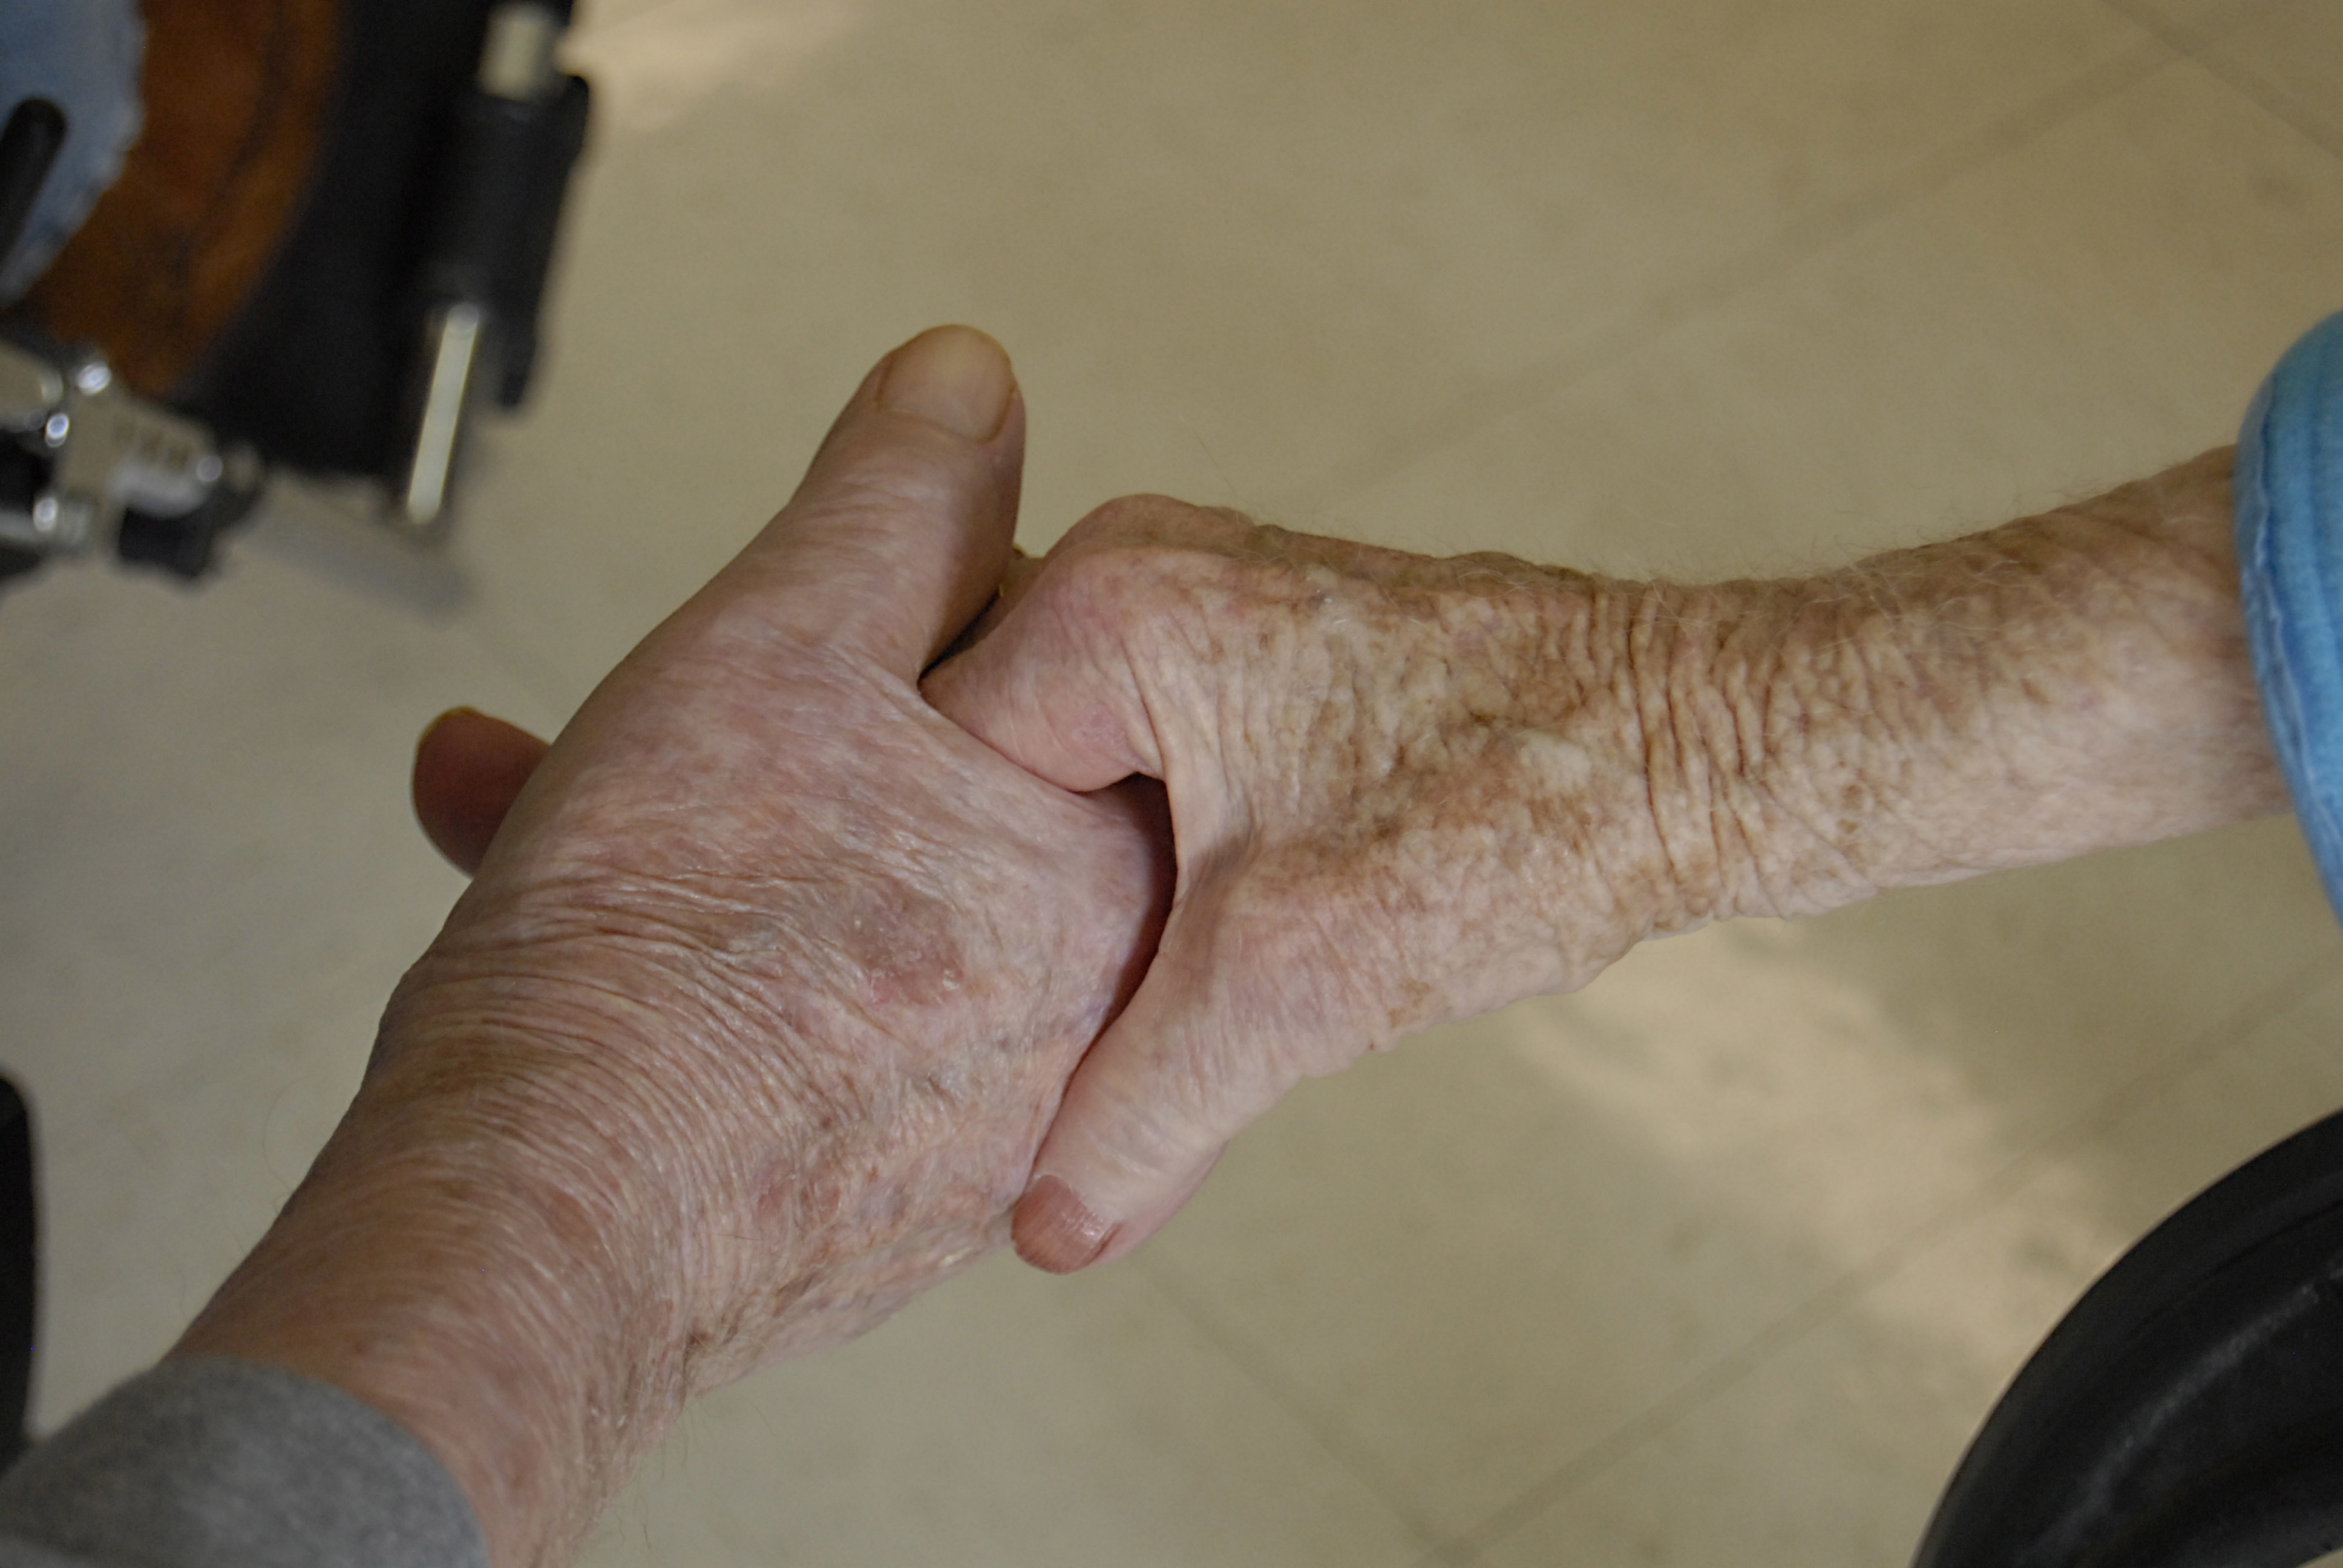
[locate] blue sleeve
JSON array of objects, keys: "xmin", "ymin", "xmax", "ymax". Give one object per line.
[
  {"xmin": 0, "ymin": 0, "xmax": 143, "ymax": 304},
  {"xmin": 0, "ymin": 1359, "xmax": 486, "ymax": 1568},
  {"xmin": 2237, "ymin": 312, "xmax": 2343, "ymax": 920}
]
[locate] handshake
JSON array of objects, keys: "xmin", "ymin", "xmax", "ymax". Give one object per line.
[{"xmin": 143, "ymin": 327, "xmax": 2283, "ymax": 1565}]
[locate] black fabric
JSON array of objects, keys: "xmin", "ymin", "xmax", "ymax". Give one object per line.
[
  {"xmin": 0, "ymin": 1083, "xmax": 31, "ymax": 1474},
  {"xmin": 173, "ymin": 0, "xmax": 499, "ymax": 480},
  {"xmin": 0, "ymin": 102, "xmax": 68, "ymax": 273}
]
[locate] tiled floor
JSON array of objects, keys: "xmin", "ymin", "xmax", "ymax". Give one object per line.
[{"xmin": 2, "ymin": 1, "xmax": 2340, "ymax": 1563}]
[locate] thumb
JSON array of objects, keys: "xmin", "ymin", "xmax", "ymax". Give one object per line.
[
  {"xmin": 922, "ymin": 571, "xmax": 1161, "ymax": 791},
  {"xmin": 928, "ymin": 557, "xmax": 1279, "ymax": 1272},
  {"xmin": 411, "ymin": 708, "xmax": 552, "ymax": 875},
  {"xmin": 710, "ymin": 325, "xmax": 1028, "ymax": 682},
  {"xmin": 1011, "ymin": 866, "xmax": 1330, "ymax": 1273}
]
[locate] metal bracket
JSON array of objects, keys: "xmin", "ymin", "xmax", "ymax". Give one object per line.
[{"xmin": 0, "ymin": 338, "xmax": 261, "ymax": 571}]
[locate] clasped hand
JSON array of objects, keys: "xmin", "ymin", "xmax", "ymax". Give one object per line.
[
  {"xmin": 179, "ymin": 327, "xmax": 2272, "ymax": 1566},
  {"xmin": 406, "ymin": 329, "xmax": 1714, "ymax": 1338}
]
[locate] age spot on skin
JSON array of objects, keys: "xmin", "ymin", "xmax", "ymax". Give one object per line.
[
  {"xmin": 831, "ymin": 877, "xmax": 974, "ymax": 1013},
  {"xmin": 1515, "ymin": 730, "xmax": 1597, "ymax": 791}
]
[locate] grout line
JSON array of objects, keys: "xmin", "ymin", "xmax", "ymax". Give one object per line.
[
  {"xmin": 1290, "ymin": 36, "xmax": 2182, "ymax": 524},
  {"xmin": 2116, "ymin": 0, "xmax": 2343, "ymax": 168},
  {"xmin": 1449, "ymin": 952, "xmax": 2343, "ymax": 1558},
  {"xmin": 1131, "ymin": 1249, "xmax": 1462, "ymax": 1556},
  {"xmin": 2099, "ymin": 0, "xmax": 2292, "ymax": 47}
]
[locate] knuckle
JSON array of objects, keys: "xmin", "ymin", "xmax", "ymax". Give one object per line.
[
  {"xmin": 1056, "ymin": 495, "xmax": 1264, "ymax": 565},
  {"xmin": 1060, "ymin": 493, "xmax": 1208, "ymax": 548},
  {"xmin": 1035, "ymin": 512, "xmax": 1245, "ymax": 632}
]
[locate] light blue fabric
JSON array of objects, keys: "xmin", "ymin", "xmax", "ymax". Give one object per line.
[
  {"xmin": 0, "ymin": 0, "xmax": 144, "ymax": 304},
  {"xmin": 2238, "ymin": 312, "xmax": 2343, "ymax": 920}
]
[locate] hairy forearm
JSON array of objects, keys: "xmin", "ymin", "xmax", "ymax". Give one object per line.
[
  {"xmin": 1647, "ymin": 446, "xmax": 2287, "ymax": 921},
  {"xmin": 909, "ymin": 445, "xmax": 2296, "ymax": 1274}
]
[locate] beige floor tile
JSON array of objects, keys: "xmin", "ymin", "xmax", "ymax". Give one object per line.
[
  {"xmin": 2186, "ymin": 0, "xmax": 2343, "ymax": 157},
  {"xmin": 2108, "ymin": 0, "xmax": 2293, "ymax": 44},
  {"xmin": 1475, "ymin": 1296, "xmax": 1968, "ymax": 1568},
  {"xmin": 0, "ymin": 524, "xmax": 548, "ymax": 1429},
  {"xmin": 1476, "ymin": 966, "xmax": 2343, "ymax": 1568},
  {"xmin": 576, "ymin": 1256, "xmax": 1423, "ymax": 1568},
  {"xmin": 462, "ymin": 0, "xmax": 2140, "ymax": 700},
  {"xmin": 1333, "ymin": 56, "xmax": 2343, "ymax": 577},
  {"xmin": 1139, "ymin": 817, "xmax": 2336, "ymax": 1539},
  {"xmin": 1136, "ymin": 1031, "xmax": 1837, "ymax": 1542}
]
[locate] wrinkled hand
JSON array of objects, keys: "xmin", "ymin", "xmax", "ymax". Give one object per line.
[
  {"xmin": 924, "ymin": 499, "xmax": 1715, "ymax": 1272},
  {"xmin": 179, "ymin": 328, "xmax": 1171, "ymax": 1566},
  {"xmin": 924, "ymin": 455, "xmax": 2282, "ymax": 1277}
]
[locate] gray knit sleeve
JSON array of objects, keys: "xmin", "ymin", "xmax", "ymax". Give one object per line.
[{"xmin": 0, "ymin": 1357, "xmax": 487, "ymax": 1568}]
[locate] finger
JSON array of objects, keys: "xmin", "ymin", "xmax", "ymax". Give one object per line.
[
  {"xmin": 1016, "ymin": 1148, "xmax": 1221, "ymax": 1273},
  {"xmin": 923, "ymin": 586, "xmax": 1161, "ymax": 791},
  {"xmin": 1008, "ymin": 878, "xmax": 1314, "ymax": 1273},
  {"xmin": 1010, "ymin": 961, "xmax": 1260, "ymax": 1274},
  {"xmin": 411, "ymin": 708, "xmax": 552, "ymax": 875},
  {"xmin": 713, "ymin": 325, "xmax": 1027, "ymax": 682}
]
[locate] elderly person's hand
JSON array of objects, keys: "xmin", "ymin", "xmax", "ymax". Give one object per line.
[
  {"xmin": 170, "ymin": 327, "xmax": 1170, "ymax": 1567},
  {"xmin": 923, "ymin": 449, "xmax": 2289, "ymax": 1273}
]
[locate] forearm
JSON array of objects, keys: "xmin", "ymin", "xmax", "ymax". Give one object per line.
[
  {"xmin": 168, "ymin": 1033, "xmax": 701, "ymax": 1568},
  {"xmin": 1652, "ymin": 446, "xmax": 2287, "ymax": 920},
  {"xmin": 906, "ymin": 452, "xmax": 2290, "ymax": 1272}
]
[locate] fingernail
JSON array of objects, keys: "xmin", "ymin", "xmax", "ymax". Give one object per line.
[
  {"xmin": 879, "ymin": 325, "xmax": 1014, "ymax": 442},
  {"xmin": 1013, "ymin": 1174, "xmax": 1116, "ymax": 1273}
]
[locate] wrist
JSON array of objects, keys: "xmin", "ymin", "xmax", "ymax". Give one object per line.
[
  {"xmin": 1598, "ymin": 574, "xmax": 1792, "ymax": 928},
  {"xmin": 1438, "ymin": 568, "xmax": 1755, "ymax": 964},
  {"xmin": 172, "ymin": 1015, "xmax": 715, "ymax": 1567},
  {"xmin": 1668, "ymin": 448, "xmax": 2284, "ymax": 919}
]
